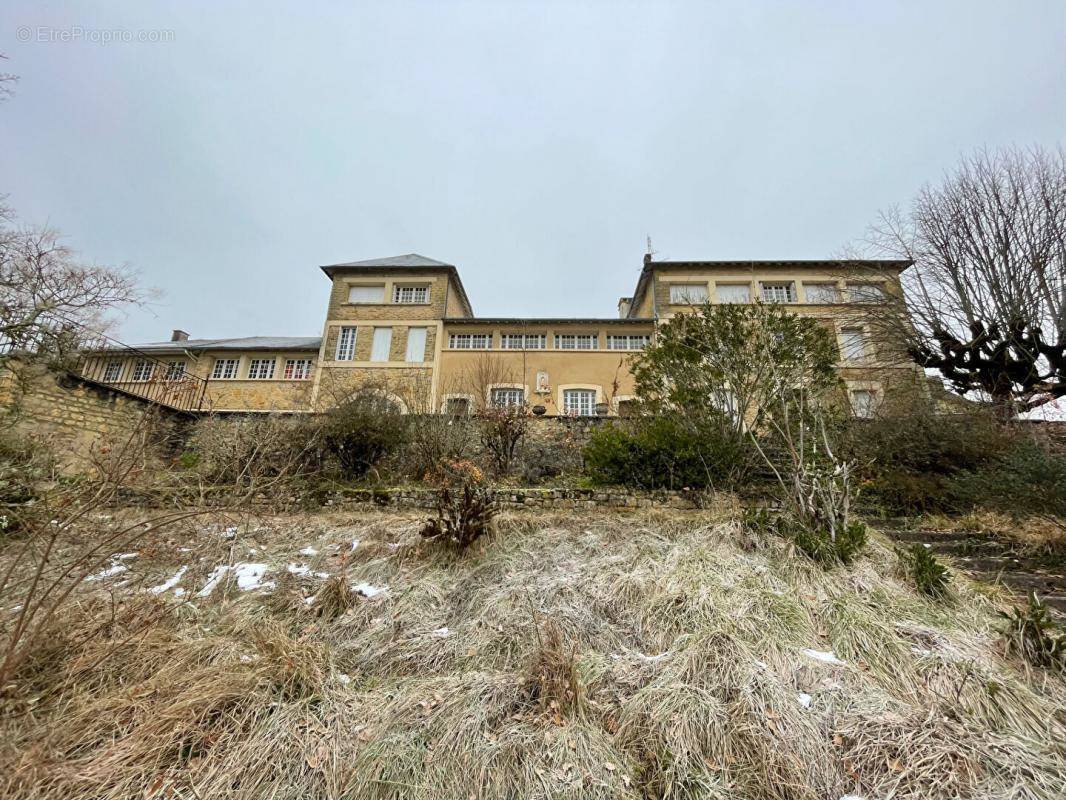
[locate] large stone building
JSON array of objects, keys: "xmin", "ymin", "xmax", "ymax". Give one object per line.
[{"xmin": 86, "ymin": 252, "xmax": 917, "ymax": 417}]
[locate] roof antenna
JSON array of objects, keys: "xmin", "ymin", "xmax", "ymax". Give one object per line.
[{"xmin": 646, "ymin": 235, "xmax": 657, "ymax": 259}]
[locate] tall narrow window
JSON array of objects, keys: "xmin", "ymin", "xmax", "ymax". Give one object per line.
[
  {"xmin": 348, "ymin": 285, "xmax": 385, "ymax": 303},
  {"xmin": 405, "ymin": 327, "xmax": 427, "ymax": 362},
  {"xmin": 563, "ymin": 389, "xmax": 596, "ymax": 416},
  {"xmin": 490, "ymin": 387, "xmax": 525, "ymax": 408},
  {"xmin": 839, "ymin": 328, "xmax": 868, "ymax": 361},
  {"xmin": 131, "ymin": 361, "xmax": 154, "ymax": 382},
  {"xmin": 210, "ymin": 359, "xmax": 239, "ymax": 380},
  {"xmin": 760, "ymin": 282, "xmax": 797, "ymax": 303},
  {"xmin": 669, "ymin": 284, "xmax": 709, "ymax": 304},
  {"xmin": 371, "ymin": 327, "xmax": 393, "ymax": 362},
  {"xmin": 715, "ymin": 284, "xmax": 751, "ymax": 304},
  {"xmin": 103, "ymin": 361, "xmax": 123, "ymax": 382},
  {"xmin": 248, "ymin": 358, "xmax": 276, "ymax": 380},
  {"xmin": 393, "ymin": 285, "xmax": 429, "ymax": 304},
  {"xmin": 335, "ymin": 327, "xmax": 357, "ymax": 361}
]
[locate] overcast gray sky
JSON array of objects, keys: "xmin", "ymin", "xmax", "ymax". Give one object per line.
[{"xmin": 3, "ymin": 1, "xmax": 1064, "ymax": 343}]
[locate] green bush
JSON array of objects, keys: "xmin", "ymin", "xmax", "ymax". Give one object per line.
[
  {"xmin": 320, "ymin": 395, "xmax": 409, "ymax": 478},
  {"xmin": 948, "ymin": 439, "xmax": 1066, "ymax": 518},
  {"xmin": 584, "ymin": 413, "xmax": 751, "ymax": 490},
  {"xmin": 1000, "ymin": 593, "xmax": 1065, "ymax": 671},
  {"xmin": 745, "ymin": 507, "xmax": 866, "ymax": 566},
  {"xmin": 899, "ymin": 543, "xmax": 951, "ymax": 598}
]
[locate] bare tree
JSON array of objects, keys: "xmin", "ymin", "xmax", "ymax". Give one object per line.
[
  {"xmin": 0, "ymin": 215, "xmax": 145, "ymax": 350},
  {"xmin": 0, "ymin": 53, "xmax": 16, "ymax": 102},
  {"xmin": 861, "ymin": 146, "xmax": 1066, "ymax": 415}
]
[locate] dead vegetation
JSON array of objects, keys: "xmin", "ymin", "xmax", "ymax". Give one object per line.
[{"xmin": 1, "ymin": 507, "xmax": 1065, "ymax": 799}]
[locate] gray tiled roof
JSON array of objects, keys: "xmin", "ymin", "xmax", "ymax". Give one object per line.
[
  {"xmin": 322, "ymin": 253, "xmax": 453, "ymax": 269},
  {"xmin": 121, "ymin": 336, "xmax": 321, "ymax": 353}
]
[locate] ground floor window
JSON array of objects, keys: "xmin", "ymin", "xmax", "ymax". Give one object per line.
[
  {"xmin": 563, "ymin": 388, "xmax": 596, "ymax": 416},
  {"xmin": 444, "ymin": 396, "xmax": 471, "ymax": 415},
  {"xmin": 103, "ymin": 361, "xmax": 123, "ymax": 382},
  {"xmin": 490, "ymin": 387, "xmax": 525, "ymax": 408},
  {"xmin": 850, "ymin": 389, "xmax": 877, "ymax": 418},
  {"xmin": 164, "ymin": 361, "xmax": 186, "ymax": 380},
  {"xmin": 131, "ymin": 360, "xmax": 154, "ymax": 382},
  {"xmin": 284, "ymin": 359, "xmax": 313, "ymax": 380},
  {"xmin": 248, "ymin": 358, "xmax": 276, "ymax": 380},
  {"xmin": 211, "ymin": 359, "xmax": 239, "ymax": 380}
]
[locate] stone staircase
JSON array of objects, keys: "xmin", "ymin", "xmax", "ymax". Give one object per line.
[{"xmin": 873, "ymin": 521, "xmax": 1066, "ymax": 616}]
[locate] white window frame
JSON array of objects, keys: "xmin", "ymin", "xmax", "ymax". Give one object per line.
[
  {"xmin": 669, "ymin": 283, "xmax": 710, "ymax": 304},
  {"xmin": 606, "ymin": 334, "xmax": 650, "ymax": 350},
  {"xmin": 102, "ymin": 361, "xmax": 123, "ymax": 382},
  {"xmin": 500, "ymin": 333, "xmax": 546, "ymax": 350},
  {"xmin": 247, "ymin": 358, "xmax": 276, "ymax": 380},
  {"xmin": 490, "ymin": 387, "xmax": 525, "ymax": 408},
  {"xmin": 164, "ymin": 361, "xmax": 186, "ymax": 380},
  {"xmin": 839, "ymin": 327, "xmax": 868, "ymax": 362},
  {"xmin": 554, "ymin": 333, "xmax": 598, "ymax": 350},
  {"xmin": 850, "ymin": 389, "xmax": 878, "ymax": 419},
  {"xmin": 392, "ymin": 284, "xmax": 430, "ymax": 304},
  {"xmin": 348, "ymin": 284, "xmax": 386, "ymax": 304},
  {"xmin": 211, "ymin": 358, "xmax": 240, "ymax": 380},
  {"xmin": 405, "ymin": 327, "xmax": 428, "ymax": 363},
  {"xmin": 562, "ymin": 388, "xmax": 597, "ymax": 416},
  {"xmin": 335, "ymin": 327, "xmax": 357, "ymax": 361},
  {"xmin": 803, "ymin": 283, "xmax": 841, "ymax": 304},
  {"xmin": 715, "ymin": 283, "xmax": 751, "ymax": 304},
  {"xmin": 284, "ymin": 358, "xmax": 313, "ymax": 380},
  {"xmin": 131, "ymin": 360, "xmax": 154, "ymax": 382},
  {"xmin": 760, "ymin": 282, "xmax": 797, "ymax": 303},
  {"xmin": 370, "ymin": 327, "xmax": 393, "ymax": 362},
  {"xmin": 448, "ymin": 333, "xmax": 492, "ymax": 350}
]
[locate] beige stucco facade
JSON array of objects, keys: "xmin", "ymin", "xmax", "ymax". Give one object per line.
[{"xmin": 90, "ymin": 252, "xmax": 919, "ymax": 416}]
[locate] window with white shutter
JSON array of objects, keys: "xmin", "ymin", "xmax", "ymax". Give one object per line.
[
  {"xmin": 804, "ymin": 283, "xmax": 840, "ymax": 304},
  {"xmin": 371, "ymin": 328, "xmax": 393, "ymax": 362},
  {"xmin": 348, "ymin": 285, "xmax": 385, "ymax": 303},
  {"xmin": 405, "ymin": 327, "xmax": 427, "ymax": 362},
  {"xmin": 839, "ymin": 328, "xmax": 868, "ymax": 361},
  {"xmin": 715, "ymin": 284, "xmax": 751, "ymax": 304},
  {"xmin": 669, "ymin": 284, "xmax": 709, "ymax": 304}
]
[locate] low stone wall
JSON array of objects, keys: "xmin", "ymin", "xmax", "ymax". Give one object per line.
[{"xmin": 324, "ymin": 485, "xmax": 712, "ymax": 510}]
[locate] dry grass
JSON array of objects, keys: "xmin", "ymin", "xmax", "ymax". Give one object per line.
[
  {"xmin": 1, "ymin": 507, "xmax": 1065, "ymax": 799},
  {"xmin": 919, "ymin": 510, "xmax": 1066, "ymax": 555}
]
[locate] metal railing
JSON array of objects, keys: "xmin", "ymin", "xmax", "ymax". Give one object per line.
[{"xmin": 1, "ymin": 316, "xmax": 209, "ymax": 412}]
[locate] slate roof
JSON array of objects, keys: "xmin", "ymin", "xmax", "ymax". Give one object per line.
[{"xmin": 115, "ymin": 336, "xmax": 322, "ymax": 354}]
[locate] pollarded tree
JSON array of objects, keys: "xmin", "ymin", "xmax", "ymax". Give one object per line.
[
  {"xmin": 863, "ymin": 146, "xmax": 1066, "ymax": 415},
  {"xmin": 631, "ymin": 301, "xmax": 841, "ymax": 429}
]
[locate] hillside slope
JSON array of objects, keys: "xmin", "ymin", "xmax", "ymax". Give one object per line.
[{"xmin": 3, "ymin": 507, "xmax": 1065, "ymax": 799}]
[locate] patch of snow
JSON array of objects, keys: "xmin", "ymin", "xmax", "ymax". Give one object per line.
[
  {"xmin": 116, "ymin": 553, "xmax": 138, "ymax": 560},
  {"xmin": 149, "ymin": 566, "xmax": 187, "ymax": 595},
  {"xmin": 173, "ymin": 588, "xmax": 186, "ymax": 598},
  {"xmin": 353, "ymin": 582, "xmax": 386, "ymax": 599},
  {"xmin": 178, "ymin": 547, "xmax": 192, "ymax": 553},
  {"xmin": 753, "ymin": 660, "xmax": 769, "ymax": 670},
  {"xmin": 287, "ymin": 563, "xmax": 328, "ymax": 579},
  {"xmin": 303, "ymin": 596, "xmax": 316, "ymax": 605},
  {"xmin": 430, "ymin": 626, "xmax": 451, "ymax": 638},
  {"xmin": 839, "ymin": 796, "xmax": 866, "ymax": 800},
  {"xmin": 335, "ymin": 672, "xmax": 352, "ymax": 685},
  {"xmin": 797, "ymin": 692, "xmax": 813, "ymax": 709},
  {"xmin": 299, "ymin": 546, "xmax": 319, "ymax": 556},
  {"xmin": 636, "ymin": 651, "xmax": 671, "ymax": 662},
  {"xmin": 350, "ymin": 539, "xmax": 360, "ymax": 552},
  {"xmin": 86, "ymin": 563, "xmax": 128, "ymax": 582},
  {"xmin": 222, "ymin": 526, "xmax": 238, "ymax": 539},
  {"xmin": 801, "ymin": 648, "xmax": 846, "ymax": 666},
  {"xmin": 197, "ymin": 563, "xmax": 274, "ymax": 596}
]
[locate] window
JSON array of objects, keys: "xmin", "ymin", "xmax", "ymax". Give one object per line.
[
  {"xmin": 371, "ymin": 328, "xmax": 393, "ymax": 362},
  {"xmin": 563, "ymin": 389, "xmax": 597, "ymax": 416},
  {"xmin": 712, "ymin": 389, "xmax": 740, "ymax": 421},
  {"xmin": 669, "ymin": 283, "xmax": 709, "ymax": 304},
  {"xmin": 606, "ymin": 334, "xmax": 650, "ymax": 350},
  {"xmin": 716, "ymin": 283, "xmax": 751, "ymax": 304},
  {"xmin": 500, "ymin": 333, "xmax": 546, "ymax": 350},
  {"xmin": 102, "ymin": 361, "xmax": 123, "ymax": 382},
  {"xmin": 393, "ymin": 285, "xmax": 429, "ymax": 304},
  {"xmin": 335, "ymin": 327, "xmax": 357, "ymax": 361},
  {"xmin": 164, "ymin": 361, "xmax": 186, "ymax": 380},
  {"xmin": 448, "ymin": 333, "xmax": 492, "ymax": 349},
  {"xmin": 405, "ymin": 327, "xmax": 427, "ymax": 362},
  {"xmin": 804, "ymin": 283, "xmax": 840, "ymax": 304},
  {"xmin": 850, "ymin": 390, "xmax": 877, "ymax": 419},
  {"xmin": 211, "ymin": 359, "xmax": 239, "ymax": 380},
  {"xmin": 284, "ymin": 359, "xmax": 313, "ymax": 380},
  {"xmin": 348, "ymin": 284, "xmax": 385, "ymax": 304},
  {"xmin": 444, "ymin": 397, "xmax": 471, "ymax": 416},
  {"xmin": 248, "ymin": 358, "xmax": 276, "ymax": 380},
  {"xmin": 490, "ymin": 387, "xmax": 525, "ymax": 408},
  {"xmin": 555, "ymin": 334, "xmax": 598, "ymax": 350},
  {"xmin": 131, "ymin": 361, "xmax": 154, "ymax": 382},
  {"xmin": 760, "ymin": 282, "xmax": 797, "ymax": 303},
  {"xmin": 847, "ymin": 283, "xmax": 886, "ymax": 302},
  {"xmin": 839, "ymin": 328, "xmax": 868, "ymax": 361}
]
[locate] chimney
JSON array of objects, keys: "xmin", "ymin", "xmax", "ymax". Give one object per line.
[
  {"xmin": 617, "ymin": 297, "xmax": 632, "ymax": 319},
  {"xmin": 171, "ymin": 329, "xmax": 189, "ymax": 342}
]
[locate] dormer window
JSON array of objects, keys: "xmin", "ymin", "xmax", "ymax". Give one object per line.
[{"xmin": 393, "ymin": 285, "xmax": 429, "ymax": 304}]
